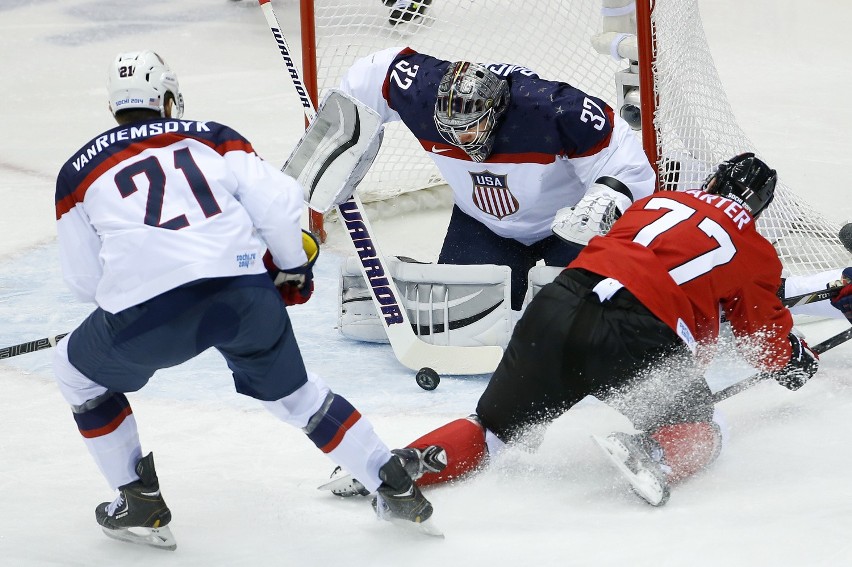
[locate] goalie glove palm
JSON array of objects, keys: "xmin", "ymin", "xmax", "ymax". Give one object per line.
[
  {"xmin": 551, "ymin": 177, "xmax": 633, "ymax": 246},
  {"xmin": 264, "ymin": 230, "xmax": 320, "ymax": 306}
]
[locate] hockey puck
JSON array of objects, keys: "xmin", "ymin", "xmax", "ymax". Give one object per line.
[
  {"xmin": 839, "ymin": 223, "xmax": 852, "ymax": 253},
  {"xmin": 415, "ymin": 367, "xmax": 440, "ymax": 391}
]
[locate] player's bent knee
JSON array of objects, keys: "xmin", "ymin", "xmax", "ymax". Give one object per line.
[
  {"xmin": 53, "ymin": 333, "xmax": 109, "ymax": 406},
  {"xmin": 651, "ymin": 420, "xmax": 723, "ymax": 484},
  {"xmin": 262, "ymin": 372, "xmax": 330, "ymax": 428}
]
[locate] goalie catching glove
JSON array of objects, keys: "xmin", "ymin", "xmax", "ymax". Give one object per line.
[
  {"xmin": 264, "ymin": 230, "xmax": 320, "ymax": 306},
  {"xmin": 551, "ymin": 176, "xmax": 634, "ymax": 246},
  {"xmin": 772, "ymin": 332, "xmax": 819, "ymax": 391}
]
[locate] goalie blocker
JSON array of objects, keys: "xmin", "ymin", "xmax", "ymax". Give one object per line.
[{"xmin": 282, "ymin": 89, "xmax": 384, "ymax": 214}]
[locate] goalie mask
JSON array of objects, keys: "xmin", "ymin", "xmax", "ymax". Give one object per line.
[
  {"xmin": 702, "ymin": 152, "xmax": 777, "ymax": 218},
  {"xmin": 107, "ymin": 50, "xmax": 184, "ymax": 119},
  {"xmin": 434, "ymin": 62, "xmax": 510, "ymax": 162}
]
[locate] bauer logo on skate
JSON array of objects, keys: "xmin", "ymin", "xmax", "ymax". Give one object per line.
[
  {"xmin": 470, "ymin": 171, "xmax": 518, "ymax": 219},
  {"xmin": 338, "ymin": 200, "xmax": 405, "ymax": 326}
]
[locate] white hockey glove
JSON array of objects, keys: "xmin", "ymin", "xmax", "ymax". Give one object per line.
[{"xmin": 551, "ymin": 177, "xmax": 634, "ymax": 246}]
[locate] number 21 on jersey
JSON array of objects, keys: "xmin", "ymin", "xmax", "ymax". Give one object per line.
[{"xmin": 114, "ymin": 147, "xmax": 222, "ymax": 230}]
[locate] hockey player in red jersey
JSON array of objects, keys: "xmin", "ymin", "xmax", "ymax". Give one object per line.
[
  {"xmin": 328, "ymin": 153, "xmax": 821, "ymax": 506},
  {"xmin": 52, "ymin": 50, "xmax": 436, "ymax": 549}
]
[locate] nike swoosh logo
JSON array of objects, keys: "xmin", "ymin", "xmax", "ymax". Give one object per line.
[
  {"xmin": 431, "ymin": 146, "xmax": 451, "ymax": 154},
  {"xmin": 140, "ymin": 489, "xmax": 161, "ymax": 497}
]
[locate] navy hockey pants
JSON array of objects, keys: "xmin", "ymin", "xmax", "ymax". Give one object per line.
[
  {"xmin": 67, "ymin": 274, "xmax": 308, "ymax": 401},
  {"xmin": 438, "ymin": 205, "xmax": 581, "ymax": 310},
  {"xmin": 476, "ymin": 268, "xmax": 714, "ymax": 444}
]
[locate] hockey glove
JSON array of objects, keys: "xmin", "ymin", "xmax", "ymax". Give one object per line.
[
  {"xmin": 551, "ymin": 177, "xmax": 633, "ymax": 247},
  {"xmin": 264, "ymin": 230, "xmax": 320, "ymax": 306},
  {"xmin": 829, "ymin": 267, "xmax": 852, "ymax": 323},
  {"xmin": 772, "ymin": 333, "xmax": 819, "ymax": 391}
]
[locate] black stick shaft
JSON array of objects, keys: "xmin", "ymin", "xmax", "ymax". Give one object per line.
[
  {"xmin": 0, "ymin": 333, "xmax": 68, "ymax": 360},
  {"xmin": 712, "ymin": 326, "xmax": 852, "ymax": 402}
]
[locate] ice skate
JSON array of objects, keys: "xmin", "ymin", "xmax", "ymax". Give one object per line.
[
  {"xmin": 322, "ymin": 465, "xmax": 372, "ymax": 497},
  {"xmin": 372, "ymin": 454, "xmax": 443, "ymax": 537},
  {"xmin": 319, "ymin": 445, "xmax": 447, "ymax": 497},
  {"xmin": 593, "ymin": 432, "xmax": 670, "ymax": 507},
  {"xmin": 95, "ymin": 452, "xmax": 176, "ymax": 550},
  {"xmin": 386, "ymin": 0, "xmax": 432, "ymax": 26}
]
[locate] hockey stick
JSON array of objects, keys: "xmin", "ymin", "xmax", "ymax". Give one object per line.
[
  {"xmin": 711, "ymin": 326, "xmax": 852, "ymax": 403},
  {"xmin": 257, "ymin": 0, "xmax": 503, "ymax": 374},
  {"xmin": 0, "ymin": 333, "xmax": 67, "ymax": 359},
  {"xmin": 781, "ymin": 285, "xmax": 841, "ymax": 308}
]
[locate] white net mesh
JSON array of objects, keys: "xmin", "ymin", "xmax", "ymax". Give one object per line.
[{"xmin": 306, "ymin": 0, "xmax": 849, "ymax": 273}]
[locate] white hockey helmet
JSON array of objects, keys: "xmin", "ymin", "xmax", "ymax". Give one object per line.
[{"xmin": 107, "ymin": 51, "xmax": 184, "ymax": 118}]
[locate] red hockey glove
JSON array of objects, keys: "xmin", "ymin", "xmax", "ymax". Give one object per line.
[
  {"xmin": 264, "ymin": 230, "xmax": 320, "ymax": 306},
  {"xmin": 772, "ymin": 333, "xmax": 819, "ymax": 391},
  {"xmin": 829, "ymin": 268, "xmax": 852, "ymax": 323}
]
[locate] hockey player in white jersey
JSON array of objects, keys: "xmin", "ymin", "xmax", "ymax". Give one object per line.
[
  {"xmin": 52, "ymin": 50, "xmax": 438, "ymax": 550},
  {"xmin": 338, "ymin": 47, "xmax": 656, "ymax": 311}
]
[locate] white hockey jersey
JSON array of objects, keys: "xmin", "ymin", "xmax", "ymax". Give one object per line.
[
  {"xmin": 339, "ymin": 47, "xmax": 655, "ymax": 245},
  {"xmin": 55, "ymin": 119, "xmax": 306, "ymax": 313}
]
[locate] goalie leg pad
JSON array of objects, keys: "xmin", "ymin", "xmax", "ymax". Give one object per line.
[
  {"xmin": 405, "ymin": 416, "xmax": 488, "ymax": 486},
  {"xmin": 520, "ymin": 265, "xmax": 564, "ymax": 311},
  {"xmin": 339, "ymin": 256, "xmax": 514, "ymax": 348}
]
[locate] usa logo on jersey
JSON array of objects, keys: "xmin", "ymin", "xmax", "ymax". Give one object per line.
[{"xmin": 470, "ymin": 171, "xmax": 518, "ymax": 219}]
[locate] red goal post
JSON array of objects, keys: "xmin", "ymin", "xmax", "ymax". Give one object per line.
[{"xmin": 299, "ymin": 0, "xmax": 848, "ymax": 275}]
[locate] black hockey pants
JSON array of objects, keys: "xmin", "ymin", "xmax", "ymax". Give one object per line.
[{"xmin": 476, "ymin": 268, "xmax": 714, "ymax": 445}]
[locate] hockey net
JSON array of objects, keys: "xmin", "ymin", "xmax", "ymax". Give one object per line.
[{"xmin": 301, "ymin": 0, "xmax": 849, "ymax": 274}]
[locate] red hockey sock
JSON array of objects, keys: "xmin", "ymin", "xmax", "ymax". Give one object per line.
[
  {"xmin": 407, "ymin": 416, "xmax": 488, "ymax": 486},
  {"xmin": 651, "ymin": 421, "xmax": 722, "ymax": 484}
]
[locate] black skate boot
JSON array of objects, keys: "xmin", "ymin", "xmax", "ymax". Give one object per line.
[
  {"xmin": 95, "ymin": 452, "xmax": 176, "ymax": 550},
  {"xmin": 593, "ymin": 432, "xmax": 670, "ymax": 506},
  {"xmin": 372, "ymin": 455, "xmax": 441, "ymax": 536},
  {"xmin": 321, "ymin": 445, "xmax": 446, "ymax": 497},
  {"xmin": 386, "ymin": 0, "xmax": 432, "ymax": 26}
]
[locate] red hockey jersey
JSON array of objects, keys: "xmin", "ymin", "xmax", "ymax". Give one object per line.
[{"xmin": 570, "ymin": 189, "xmax": 793, "ymax": 370}]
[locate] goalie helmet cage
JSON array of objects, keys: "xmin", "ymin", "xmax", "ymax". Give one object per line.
[{"xmin": 299, "ymin": 0, "xmax": 849, "ymax": 275}]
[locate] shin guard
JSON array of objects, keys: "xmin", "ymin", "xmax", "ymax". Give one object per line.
[
  {"xmin": 406, "ymin": 416, "xmax": 487, "ymax": 486},
  {"xmin": 651, "ymin": 421, "xmax": 722, "ymax": 484}
]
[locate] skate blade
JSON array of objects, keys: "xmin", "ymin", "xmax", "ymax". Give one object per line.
[
  {"xmin": 101, "ymin": 524, "xmax": 177, "ymax": 551},
  {"xmin": 591, "ymin": 435, "xmax": 668, "ymax": 507},
  {"xmin": 383, "ymin": 516, "xmax": 445, "ymax": 539},
  {"xmin": 317, "ymin": 470, "xmax": 370, "ymax": 497}
]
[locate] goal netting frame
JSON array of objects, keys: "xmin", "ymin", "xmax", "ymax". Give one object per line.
[{"xmin": 298, "ymin": 0, "xmax": 849, "ymax": 275}]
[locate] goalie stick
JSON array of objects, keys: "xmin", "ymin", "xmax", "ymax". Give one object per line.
[
  {"xmin": 256, "ymin": 0, "xmax": 503, "ymax": 374},
  {"xmin": 711, "ymin": 325, "xmax": 852, "ymax": 403}
]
